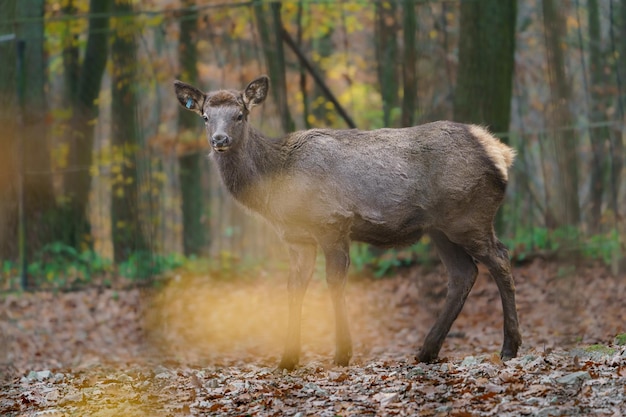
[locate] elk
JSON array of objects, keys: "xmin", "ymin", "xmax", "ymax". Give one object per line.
[{"xmin": 174, "ymin": 75, "xmax": 522, "ymax": 370}]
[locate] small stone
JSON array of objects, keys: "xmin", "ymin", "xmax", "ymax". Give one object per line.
[
  {"xmin": 556, "ymin": 371, "xmax": 591, "ymax": 385},
  {"xmin": 373, "ymin": 392, "xmax": 399, "ymax": 407},
  {"xmin": 27, "ymin": 370, "xmax": 52, "ymax": 381},
  {"xmin": 407, "ymin": 366, "xmax": 425, "ymax": 377},
  {"xmin": 536, "ymin": 406, "xmax": 561, "ymax": 417},
  {"xmin": 45, "ymin": 389, "xmax": 60, "ymax": 401},
  {"xmin": 303, "ymin": 382, "xmax": 327, "ymax": 396},
  {"xmin": 63, "ymin": 391, "xmax": 83, "ymax": 403},
  {"xmin": 207, "ymin": 379, "xmax": 219, "ymax": 389},
  {"xmin": 460, "ymin": 356, "xmax": 480, "ymax": 367}
]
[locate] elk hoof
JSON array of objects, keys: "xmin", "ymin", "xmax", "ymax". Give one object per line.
[
  {"xmin": 278, "ymin": 355, "xmax": 299, "ymax": 371},
  {"xmin": 334, "ymin": 350, "xmax": 352, "ymax": 367},
  {"xmin": 416, "ymin": 349, "xmax": 439, "ymax": 364},
  {"xmin": 500, "ymin": 347, "xmax": 519, "ymax": 361}
]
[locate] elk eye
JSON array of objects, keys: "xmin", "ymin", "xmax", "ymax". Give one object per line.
[
  {"xmin": 202, "ymin": 114, "xmax": 209, "ymax": 122},
  {"xmin": 236, "ymin": 113, "xmax": 244, "ymax": 121}
]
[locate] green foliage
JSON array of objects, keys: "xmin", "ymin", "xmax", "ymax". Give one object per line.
[
  {"xmin": 504, "ymin": 226, "xmax": 620, "ymax": 267},
  {"xmin": 26, "ymin": 242, "xmax": 112, "ymax": 288},
  {"xmin": 615, "ymin": 333, "xmax": 626, "ymax": 346},
  {"xmin": 0, "ymin": 243, "xmax": 189, "ymax": 290},
  {"xmin": 580, "ymin": 229, "xmax": 621, "ymax": 266},
  {"xmin": 350, "ymin": 240, "xmax": 435, "ymax": 278},
  {"xmin": 118, "ymin": 251, "xmax": 185, "ymax": 281}
]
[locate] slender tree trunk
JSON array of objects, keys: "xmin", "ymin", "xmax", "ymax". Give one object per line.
[
  {"xmin": 0, "ymin": 0, "xmax": 18, "ymax": 260},
  {"xmin": 62, "ymin": 0, "xmax": 111, "ymax": 249},
  {"xmin": 542, "ymin": 0, "xmax": 581, "ymax": 228},
  {"xmin": 401, "ymin": 0, "xmax": 418, "ymax": 127},
  {"xmin": 253, "ymin": 1, "xmax": 294, "ymax": 133},
  {"xmin": 17, "ymin": 0, "xmax": 57, "ymax": 257},
  {"xmin": 296, "ymin": 1, "xmax": 311, "ymax": 129},
  {"xmin": 375, "ymin": 1, "xmax": 399, "ymax": 127},
  {"xmin": 110, "ymin": 0, "xmax": 148, "ymax": 262},
  {"xmin": 612, "ymin": 0, "xmax": 626, "ymax": 218},
  {"xmin": 177, "ymin": 0, "xmax": 206, "ymax": 256},
  {"xmin": 587, "ymin": 0, "xmax": 609, "ymax": 232}
]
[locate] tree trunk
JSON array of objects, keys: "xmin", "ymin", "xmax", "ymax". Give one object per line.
[
  {"xmin": 612, "ymin": 0, "xmax": 626, "ymax": 220},
  {"xmin": 587, "ymin": 0, "xmax": 609, "ymax": 232},
  {"xmin": 542, "ymin": 0, "xmax": 581, "ymax": 228},
  {"xmin": 177, "ymin": 0, "xmax": 206, "ymax": 256},
  {"xmin": 253, "ymin": 1, "xmax": 294, "ymax": 133},
  {"xmin": 110, "ymin": 0, "xmax": 148, "ymax": 262},
  {"xmin": 375, "ymin": 1, "xmax": 399, "ymax": 127},
  {"xmin": 16, "ymin": 0, "xmax": 57, "ymax": 258},
  {"xmin": 401, "ymin": 0, "xmax": 418, "ymax": 127},
  {"xmin": 0, "ymin": 0, "xmax": 18, "ymax": 260},
  {"xmin": 62, "ymin": 0, "xmax": 111, "ymax": 249},
  {"xmin": 453, "ymin": 0, "xmax": 517, "ymax": 135},
  {"xmin": 296, "ymin": 1, "xmax": 311, "ymax": 129}
]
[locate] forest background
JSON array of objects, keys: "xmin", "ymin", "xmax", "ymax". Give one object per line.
[{"xmin": 0, "ymin": 0, "xmax": 625, "ymax": 289}]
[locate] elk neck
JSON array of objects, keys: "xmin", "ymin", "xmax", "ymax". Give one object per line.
[{"xmin": 211, "ymin": 126, "xmax": 285, "ymax": 212}]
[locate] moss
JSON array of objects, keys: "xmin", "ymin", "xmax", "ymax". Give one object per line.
[
  {"xmin": 615, "ymin": 333, "xmax": 626, "ymax": 346},
  {"xmin": 583, "ymin": 344, "xmax": 616, "ymax": 356}
]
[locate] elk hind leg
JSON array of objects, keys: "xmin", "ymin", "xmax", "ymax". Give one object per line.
[{"xmin": 418, "ymin": 230, "xmax": 478, "ymax": 363}]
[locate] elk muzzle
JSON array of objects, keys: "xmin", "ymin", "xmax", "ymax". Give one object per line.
[{"xmin": 211, "ymin": 133, "xmax": 231, "ymax": 152}]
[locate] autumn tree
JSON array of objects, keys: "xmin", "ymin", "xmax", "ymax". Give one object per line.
[
  {"xmin": 177, "ymin": 0, "xmax": 206, "ymax": 256},
  {"xmin": 110, "ymin": 0, "xmax": 148, "ymax": 262}
]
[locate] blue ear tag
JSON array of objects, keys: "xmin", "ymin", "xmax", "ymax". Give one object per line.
[{"xmin": 186, "ymin": 97, "xmax": 193, "ymax": 109}]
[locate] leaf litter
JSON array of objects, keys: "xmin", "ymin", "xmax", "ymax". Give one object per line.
[{"xmin": 1, "ymin": 259, "xmax": 625, "ymax": 416}]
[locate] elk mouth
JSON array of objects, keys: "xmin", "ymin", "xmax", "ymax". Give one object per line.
[{"xmin": 212, "ymin": 145, "xmax": 231, "ymax": 153}]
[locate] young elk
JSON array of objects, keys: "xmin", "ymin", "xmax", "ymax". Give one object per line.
[{"xmin": 174, "ymin": 75, "xmax": 522, "ymax": 370}]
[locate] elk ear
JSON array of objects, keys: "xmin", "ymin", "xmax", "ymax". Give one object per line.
[
  {"xmin": 174, "ymin": 80, "xmax": 206, "ymax": 116},
  {"xmin": 243, "ymin": 75, "xmax": 269, "ymax": 109}
]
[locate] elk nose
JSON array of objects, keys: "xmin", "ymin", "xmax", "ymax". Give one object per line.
[{"xmin": 211, "ymin": 133, "xmax": 230, "ymax": 150}]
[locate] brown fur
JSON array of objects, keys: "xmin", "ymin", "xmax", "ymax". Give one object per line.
[{"xmin": 174, "ymin": 76, "xmax": 522, "ymax": 371}]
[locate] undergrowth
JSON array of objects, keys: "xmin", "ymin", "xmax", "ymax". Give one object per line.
[{"xmin": 0, "ymin": 227, "xmax": 622, "ymax": 291}]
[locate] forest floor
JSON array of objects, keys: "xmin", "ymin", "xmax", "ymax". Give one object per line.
[{"xmin": 1, "ymin": 259, "xmax": 626, "ymax": 416}]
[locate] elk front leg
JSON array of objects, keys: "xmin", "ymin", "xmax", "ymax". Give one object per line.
[
  {"xmin": 279, "ymin": 241, "xmax": 317, "ymax": 371},
  {"xmin": 321, "ymin": 238, "xmax": 352, "ymax": 367}
]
